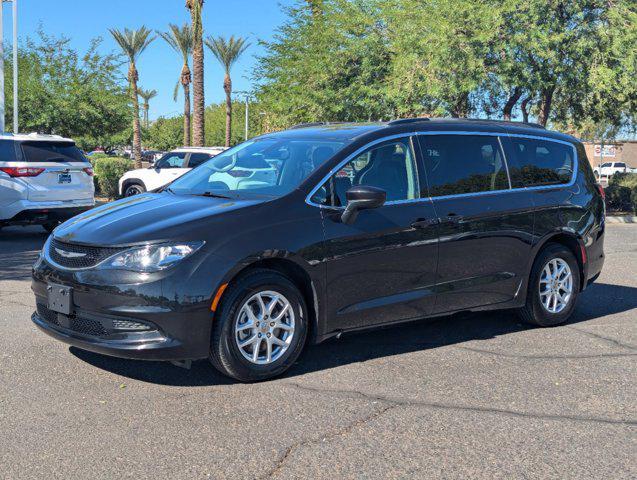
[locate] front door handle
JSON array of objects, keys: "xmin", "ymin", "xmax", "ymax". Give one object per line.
[
  {"xmin": 444, "ymin": 213, "xmax": 463, "ymax": 223},
  {"xmin": 411, "ymin": 218, "xmax": 439, "ymax": 229}
]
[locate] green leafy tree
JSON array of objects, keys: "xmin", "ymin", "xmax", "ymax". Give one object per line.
[
  {"xmin": 158, "ymin": 23, "xmax": 193, "ymax": 146},
  {"xmin": 254, "ymin": 0, "xmax": 393, "ymax": 129},
  {"xmin": 205, "ymin": 35, "xmax": 250, "ymax": 147},
  {"xmin": 4, "ymin": 31, "xmax": 130, "ymax": 150},
  {"xmin": 145, "ymin": 115, "xmax": 184, "ymax": 151},
  {"xmin": 109, "ymin": 26, "xmax": 155, "ymax": 168}
]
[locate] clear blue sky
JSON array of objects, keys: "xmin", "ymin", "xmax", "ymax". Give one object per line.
[{"xmin": 3, "ymin": 0, "xmax": 294, "ymax": 119}]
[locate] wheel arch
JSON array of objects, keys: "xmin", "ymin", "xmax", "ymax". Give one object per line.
[
  {"xmin": 531, "ymin": 230, "xmax": 586, "ymax": 291},
  {"xmin": 213, "ymin": 255, "xmax": 323, "ymax": 345},
  {"xmin": 120, "ymin": 178, "xmax": 146, "ymax": 196}
]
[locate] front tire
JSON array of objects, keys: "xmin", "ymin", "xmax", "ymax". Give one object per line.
[
  {"xmin": 124, "ymin": 183, "xmax": 146, "ymax": 197},
  {"xmin": 518, "ymin": 243, "xmax": 580, "ymax": 327},
  {"xmin": 209, "ymin": 269, "xmax": 308, "ymax": 382}
]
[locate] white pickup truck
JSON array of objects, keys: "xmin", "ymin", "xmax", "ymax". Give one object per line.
[{"xmin": 593, "ymin": 161, "xmax": 628, "ymax": 178}]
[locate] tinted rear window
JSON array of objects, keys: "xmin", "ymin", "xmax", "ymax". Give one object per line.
[
  {"xmin": 507, "ymin": 138, "xmax": 574, "ymax": 187},
  {"xmin": 20, "ymin": 141, "xmax": 86, "ymax": 163},
  {"xmin": 420, "ymin": 134, "xmax": 509, "ymax": 197}
]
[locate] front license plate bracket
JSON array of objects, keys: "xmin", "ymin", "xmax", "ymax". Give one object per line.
[{"xmin": 47, "ymin": 284, "xmax": 73, "ymax": 315}]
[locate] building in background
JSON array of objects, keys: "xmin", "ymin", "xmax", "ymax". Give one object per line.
[{"xmin": 582, "ymin": 141, "xmax": 637, "ymax": 169}]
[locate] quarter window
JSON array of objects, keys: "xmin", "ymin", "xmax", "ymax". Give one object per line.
[
  {"xmin": 420, "ymin": 135, "xmax": 509, "ymax": 197},
  {"xmin": 507, "ymin": 138, "xmax": 574, "ymax": 187},
  {"xmin": 314, "ymin": 138, "xmax": 419, "ymax": 206}
]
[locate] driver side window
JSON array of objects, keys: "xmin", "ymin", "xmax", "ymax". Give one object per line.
[
  {"xmin": 156, "ymin": 152, "xmax": 187, "ymax": 169},
  {"xmin": 313, "ymin": 138, "xmax": 419, "ymax": 207}
]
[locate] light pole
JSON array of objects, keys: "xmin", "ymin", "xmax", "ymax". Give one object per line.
[
  {"xmin": 12, "ymin": 0, "xmax": 17, "ymax": 133},
  {"xmin": 233, "ymin": 90, "xmax": 252, "ymax": 142},
  {"xmin": 0, "ymin": 0, "xmax": 18, "ymax": 134}
]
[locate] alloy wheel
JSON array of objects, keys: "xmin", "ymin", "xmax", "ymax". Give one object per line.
[
  {"xmin": 235, "ymin": 290, "xmax": 295, "ymax": 365},
  {"xmin": 539, "ymin": 258, "xmax": 573, "ymax": 314}
]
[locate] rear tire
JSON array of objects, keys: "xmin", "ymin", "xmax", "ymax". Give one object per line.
[
  {"xmin": 124, "ymin": 183, "xmax": 146, "ymax": 197},
  {"xmin": 518, "ymin": 243, "xmax": 580, "ymax": 327},
  {"xmin": 209, "ymin": 269, "xmax": 308, "ymax": 382}
]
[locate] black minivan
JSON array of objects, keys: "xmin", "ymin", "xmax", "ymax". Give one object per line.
[{"xmin": 32, "ymin": 119, "xmax": 605, "ymax": 381}]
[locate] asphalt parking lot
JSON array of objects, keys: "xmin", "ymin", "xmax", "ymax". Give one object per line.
[{"xmin": 0, "ymin": 224, "xmax": 635, "ymax": 479}]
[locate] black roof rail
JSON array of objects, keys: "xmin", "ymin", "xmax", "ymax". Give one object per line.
[
  {"xmin": 387, "ymin": 117, "xmax": 546, "ymax": 130},
  {"xmin": 387, "ymin": 118, "xmax": 431, "ymax": 126}
]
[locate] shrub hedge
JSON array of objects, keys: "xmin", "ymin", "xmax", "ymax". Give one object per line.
[
  {"xmin": 606, "ymin": 172, "xmax": 637, "ymax": 214},
  {"xmin": 90, "ymin": 156, "xmax": 133, "ymax": 199}
]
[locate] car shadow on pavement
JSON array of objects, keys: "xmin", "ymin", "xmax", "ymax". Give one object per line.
[
  {"xmin": 69, "ymin": 281, "xmax": 637, "ymax": 387},
  {"xmin": 0, "ymin": 226, "xmax": 48, "ymax": 281}
]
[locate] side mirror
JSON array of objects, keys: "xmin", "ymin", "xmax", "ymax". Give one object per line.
[{"xmin": 341, "ymin": 185, "xmax": 386, "ymax": 225}]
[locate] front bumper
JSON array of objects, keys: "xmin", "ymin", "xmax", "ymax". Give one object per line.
[{"xmin": 31, "ymin": 258, "xmax": 215, "ymax": 361}]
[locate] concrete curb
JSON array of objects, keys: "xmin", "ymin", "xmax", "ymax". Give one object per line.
[{"xmin": 606, "ymin": 215, "xmax": 637, "ymax": 224}]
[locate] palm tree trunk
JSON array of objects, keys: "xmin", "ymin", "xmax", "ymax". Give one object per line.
[
  {"xmin": 180, "ymin": 63, "xmax": 193, "ymax": 147},
  {"xmin": 189, "ymin": 1, "xmax": 205, "ymax": 146},
  {"xmin": 144, "ymin": 104, "xmax": 149, "ymax": 129},
  {"xmin": 130, "ymin": 64, "xmax": 143, "ymax": 169},
  {"xmin": 183, "ymin": 82, "xmax": 191, "ymax": 147},
  {"xmin": 224, "ymin": 73, "xmax": 232, "ymax": 147}
]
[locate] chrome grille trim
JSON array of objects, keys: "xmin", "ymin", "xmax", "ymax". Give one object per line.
[{"xmin": 45, "ymin": 238, "xmax": 126, "ymax": 271}]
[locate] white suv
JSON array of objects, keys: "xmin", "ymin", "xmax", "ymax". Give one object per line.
[
  {"xmin": 118, "ymin": 147, "xmax": 227, "ymax": 197},
  {"xmin": 0, "ymin": 133, "xmax": 95, "ymax": 232},
  {"xmin": 593, "ymin": 161, "xmax": 628, "ymax": 178}
]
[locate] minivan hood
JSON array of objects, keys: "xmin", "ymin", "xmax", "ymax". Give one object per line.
[{"xmin": 53, "ymin": 193, "xmax": 263, "ymax": 246}]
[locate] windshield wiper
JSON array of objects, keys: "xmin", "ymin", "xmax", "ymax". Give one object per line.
[{"xmin": 194, "ymin": 191, "xmax": 233, "ymax": 199}]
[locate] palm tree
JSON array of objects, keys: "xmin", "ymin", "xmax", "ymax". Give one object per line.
[
  {"xmin": 205, "ymin": 35, "xmax": 250, "ymax": 147},
  {"xmin": 186, "ymin": 0, "xmax": 205, "ymax": 146},
  {"xmin": 138, "ymin": 88, "xmax": 158, "ymax": 129},
  {"xmin": 109, "ymin": 27, "xmax": 155, "ymax": 169},
  {"xmin": 158, "ymin": 24, "xmax": 193, "ymax": 146}
]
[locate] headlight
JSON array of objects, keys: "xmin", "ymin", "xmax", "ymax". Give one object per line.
[{"xmin": 102, "ymin": 241, "xmax": 204, "ymax": 272}]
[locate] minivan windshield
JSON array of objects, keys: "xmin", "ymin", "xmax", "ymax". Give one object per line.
[{"xmin": 168, "ymin": 137, "xmax": 344, "ymax": 198}]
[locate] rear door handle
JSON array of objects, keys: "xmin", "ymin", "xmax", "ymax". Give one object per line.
[{"xmin": 411, "ymin": 218, "xmax": 439, "ymax": 229}]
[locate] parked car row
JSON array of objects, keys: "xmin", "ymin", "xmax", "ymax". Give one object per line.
[
  {"xmin": 118, "ymin": 146, "xmax": 227, "ymax": 197},
  {"xmin": 1, "ymin": 135, "xmax": 227, "ymax": 230}
]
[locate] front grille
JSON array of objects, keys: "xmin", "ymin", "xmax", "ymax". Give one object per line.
[
  {"xmin": 37, "ymin": 303, "xmax": 59, "ymax": 326},
  {"xmin": 48, "ymin": 238, "xmax": 125, "ymax": 269},
  {"xmin": 36, "ymin": 303, "xmax": 153, "ymax": 338},
  {"xmin": 71, "ymin": 316, "xmax": 108, "ymax": 336}
]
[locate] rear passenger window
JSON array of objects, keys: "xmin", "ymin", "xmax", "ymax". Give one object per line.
[
  {"xmin": 420, "ymin": 135, "xmax": 508, "ymax": 197},
  {"xmin": 507, "ymin": 138, "xmax": 574, "ymax": 187}
]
